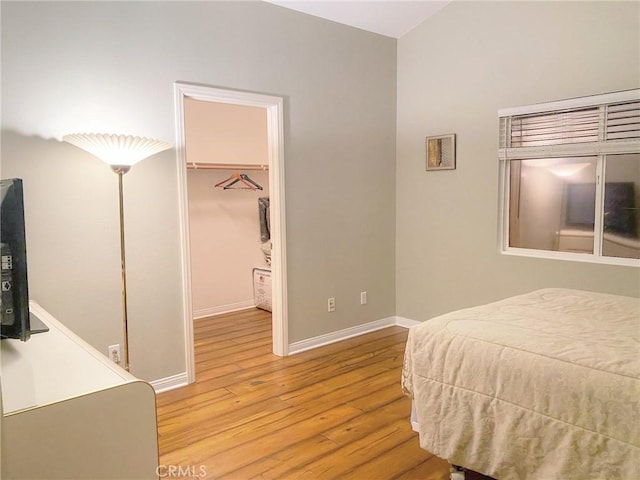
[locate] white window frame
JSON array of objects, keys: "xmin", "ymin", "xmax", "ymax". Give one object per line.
[{"xmin": 498, "ymin": 89, "xmax": 640, "ymax": 267}]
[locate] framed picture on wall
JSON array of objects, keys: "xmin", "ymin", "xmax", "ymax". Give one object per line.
[{"xmin": 426, "ymin": 134, "xmax": 456, "ymax": 171}]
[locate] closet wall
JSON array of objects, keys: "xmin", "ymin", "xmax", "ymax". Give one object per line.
[{"xmin": 185, "ymin": 99, "xmax": 270, "ymax": 318}]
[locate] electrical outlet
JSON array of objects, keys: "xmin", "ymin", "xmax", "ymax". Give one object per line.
[
  {"xmin": 360, "ymin": 291, "xmax": 368, "ymax": 305},
  {"xmin": 108, "ymin": 344, "xmax": 121, "ymax": 364},
  {"xmin": 328, "ymin": 297, "xmax": 336, "ymax": 312}
]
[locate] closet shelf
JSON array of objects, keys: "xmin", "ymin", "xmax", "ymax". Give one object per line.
[{"xmin": 187, "ymin": 162, "xmax": 268, "ymax": 171}]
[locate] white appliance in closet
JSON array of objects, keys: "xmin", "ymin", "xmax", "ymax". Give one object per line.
[{"xmin": 253, "ymin": 266, "xmax": 272, "ymax": 312}]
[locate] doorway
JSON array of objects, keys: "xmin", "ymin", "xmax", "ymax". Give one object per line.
[{"xmin": 174, "ymin": 83, "xmax": 288, "ymax": 384}]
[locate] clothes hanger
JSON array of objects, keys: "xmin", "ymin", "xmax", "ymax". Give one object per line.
[
  {"xmin": 234, "ymin": 174, "xmax": 263, "ymax": 190},
  {"xmin": 214, "ymin": 172, "xmax": 263, "ymax": 191},
  {"xmin": 214, "ymin": 173, "xmax": 241, "ymax": 188}
]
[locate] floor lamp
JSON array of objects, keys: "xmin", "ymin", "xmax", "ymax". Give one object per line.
[{"xmin": 63, "ymin": 133, "xmax": 172, "ymax": 371}]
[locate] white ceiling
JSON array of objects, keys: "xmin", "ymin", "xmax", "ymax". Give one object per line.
[{"xmin": 264, "ymin": 1, "xmax": 450, "ymax": 39}]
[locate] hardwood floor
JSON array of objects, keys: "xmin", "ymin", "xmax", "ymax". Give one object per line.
[{"xmin": 156, "ymin": 309, "xmax": 450, "ymax": 479}]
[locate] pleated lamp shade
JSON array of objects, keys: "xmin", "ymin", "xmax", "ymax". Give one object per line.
[{"xmin": 63, "ymin": 133, "xmax": 172, "ymax": 166}]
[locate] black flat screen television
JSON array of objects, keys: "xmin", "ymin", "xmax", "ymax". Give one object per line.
[
  {"xmin": 566, "ymin": 182, "xmax": 637, "ymax": 237},
  {"xmin": 1, "ymin": 178, "xmax": 46, "ymax": 341}
]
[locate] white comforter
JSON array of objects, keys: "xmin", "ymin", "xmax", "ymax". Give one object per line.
[{"xmin": 402, "ymin": 288, "xmax": 639, "ymax": 480}]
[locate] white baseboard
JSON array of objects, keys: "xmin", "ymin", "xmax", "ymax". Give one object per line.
[
  {"xmin": 152, "ymin": 316, "xmax": 422, "ymax": 391},
  {"xmin": 288, "ymin": 316, "xmax": 422, "ymax": 355},
  {"xmin": 150, "ymin": 372, "xmax": 189, "ymax": 393},
  {"xmin": 395, "ymin": 316, "xmax": 421, "ymax": 328},
  {"xmin": 193, "ymin": 300, "xmax": 255, "ymax": 320}
]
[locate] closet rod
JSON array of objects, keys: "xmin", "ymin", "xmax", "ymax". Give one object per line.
[{"xmin": 187, "ymin": 162, "xmax": 268, "ymax": 171}]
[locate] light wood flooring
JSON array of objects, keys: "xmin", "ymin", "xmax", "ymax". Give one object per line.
[{"xmin": 156, "ymin": 308, "xmax": 450, "ymax": 479}]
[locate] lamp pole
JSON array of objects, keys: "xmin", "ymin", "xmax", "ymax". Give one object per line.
[{"xmin": 113, "ymin": 165, "xmax": 131, "ymax": 371}]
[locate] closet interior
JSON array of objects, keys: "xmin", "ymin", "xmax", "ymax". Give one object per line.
[{"xmin": 184, "ymin": 98, "xmax": 272, "ymax": 324}]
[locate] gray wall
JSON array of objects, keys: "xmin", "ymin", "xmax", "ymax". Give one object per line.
[
  {"xmin": 1, "ymin": 1, "xmax": 397, "ymax": 381},
  {"xmin": 396, "ymin": 1, "xmax": 640, "ymax": 322}
]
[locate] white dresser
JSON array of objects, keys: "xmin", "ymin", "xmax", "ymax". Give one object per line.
[{"xmin": 1, "ymin": 302, "xmax": 159, "ymax": 479}]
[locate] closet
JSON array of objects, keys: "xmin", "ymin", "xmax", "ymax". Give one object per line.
[{"xmin": 184, "ymin": 98, "xmax": 272, "ymax": 320}]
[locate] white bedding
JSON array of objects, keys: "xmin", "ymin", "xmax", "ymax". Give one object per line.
[{"xmin": 402, "ymin": 288, "xmax": 639, "ymax": 480}]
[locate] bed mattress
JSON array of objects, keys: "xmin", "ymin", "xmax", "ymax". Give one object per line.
[{"xmin": 402, "ymin": 288, "xmax": 639, "ymax": 480}]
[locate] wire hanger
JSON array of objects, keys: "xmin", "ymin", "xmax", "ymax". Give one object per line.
[{"xmin": 214, "ymin": 173, "xmax": 263, "ymax": 191}]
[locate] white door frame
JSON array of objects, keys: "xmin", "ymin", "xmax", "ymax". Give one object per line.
[{"xmin": 174, "ymin": 82, "xmax": 289, "ymax": 384}]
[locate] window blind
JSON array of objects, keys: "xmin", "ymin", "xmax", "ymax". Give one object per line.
[
  {"xmin": 498, "ymin": 90, "xmax": 640, "ymax": 160},
  {"xmin": 509, "ymin": 107, "xmax": 601, "ymax": 147},
  {"xmin": 607, "ymin": 101, "xmax": 640, "ymax": 141}
]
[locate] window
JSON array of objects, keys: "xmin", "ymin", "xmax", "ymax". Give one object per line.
[{"xmin": 498, "ymin": 90, "xmax": 640, "ymax": 266}]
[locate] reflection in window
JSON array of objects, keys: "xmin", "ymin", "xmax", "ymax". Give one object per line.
[
  {"xmin": 603, "ymin": 154, "xmax": 640, "ymax": 259},
  {"xmin": 509, "ymin": 157, "xmax": 597, "ymax": 253},
  {"xmin": 508, "ymin": 155, "xmax": 640, "ymax": 259}
]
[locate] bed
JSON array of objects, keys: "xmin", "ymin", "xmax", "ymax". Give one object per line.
[{"xmin": 402, "ymin": 288, "xmax": 639, "ymax": 480}]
